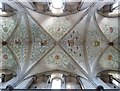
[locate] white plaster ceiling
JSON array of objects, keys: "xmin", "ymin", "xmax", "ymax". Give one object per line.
[{"xmin": 0, "ymin": 0, "xmax": 120, "ymax": 81}]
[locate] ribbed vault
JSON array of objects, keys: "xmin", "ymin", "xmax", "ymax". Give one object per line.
[{"xmin": 0, "ymin": 0, "xmax": 120, "ymax": 89}]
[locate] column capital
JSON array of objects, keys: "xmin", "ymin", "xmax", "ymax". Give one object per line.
[
  {"xmin": 62, "ymin": 75, "xmax": 67, "ymax": 78},
  {"xmin": 6, "ymin": 85, "xmax": 14, "ymax": 91}
]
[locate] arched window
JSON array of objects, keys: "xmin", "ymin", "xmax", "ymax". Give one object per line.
[{"xmin": 51, "ymin": 78, "xmax": 62, "ymax": 89}]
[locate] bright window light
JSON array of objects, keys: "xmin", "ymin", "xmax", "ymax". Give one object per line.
[
  {"xmin": 51, "ymin": 78, "xmax": 62, "ymax": 89},
  {"xmin": 112, "ymin": 79, "xmax": 119, "ymax": 87},
  {"xmin": 0, "ymin": 2, "xmax": 2, "ymax": 9},
  {"xmin": 50, "ymin": 7, "xmax": 63, "ymax": 14},
  {"xmin": 49, "ymin": 0, "xmax": 65, "ymax": 14},
  {"xmin": 66, "ymin": 84, "xmax": 71, "ymax": 89},
  {"xmin": 0, "ymin": 78, "xmax": 1, "ymax": 83},
  {"xmin": 112, "ymin": 2, "xmax": 119, "ymax": 9},
  {"xmin": 52, "ymin": 0, "xmax": 63, "ymax": 9}
]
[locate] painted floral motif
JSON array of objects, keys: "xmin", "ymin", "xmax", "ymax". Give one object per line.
[
  {"xmin": 109, "ymin": 27, "xmax": 114, "ymax": 33},
  {"xmin": 43, "ymin": 46, "xmax": 76, "ymax": 71},
  {"xmin": 94, "ymin": 40, "xmax": 101, "ymax": 47},
  {"xmin": 0, "ymin": 5, "xmax": 119, "ymax": 77},
  {"xmin": 55, "ymin": 55, "xmax": 60, "ymax": 60},
  {"xmin": 2, "ymin": 46, "xmax": 18, "ymax": 72},
  {"xmin": 46, "ymin": 17, "xmax": 72, "ymax": 41},
  {"xmin": 61, "ymin": 16, "xmax": 87, "ymax": 71},
  {"xmin": 61, "ymin": 29, "xmax": 84, "ymax": 62},
  {"xmin": 8, "ymin": 16, "xmax": 29, "ymax": 71},
  {"xmin": 97, "ymin": 14, "xmax": 118, "ymax": 42},
  {"xmin": 108, "ymin": 55, "xmax": 113, "ymax": 61},
  {"xmin": 0, "ymin": 13, "xmax": 18, "ymax": 41},
  {"xmin": 99, "ymin": 47, "xmax": 120, "ymax": 70},
  {"xmin": 86, "ymin": 17, "xmax": 107, "ymax": 68},
  {"xmin": 3, "ymin": 54, "xmax": 8, "ymax": 60}
]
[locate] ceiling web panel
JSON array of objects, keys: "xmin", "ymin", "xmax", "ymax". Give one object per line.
[
  {"xmin": 45, "ymin": 17, "xmax": 73, "ymax": 41},
  {"xmin": 8, "ymin": 16, "xmax": 29, "ymax": 71},
  {"xmin": 0, "ymin": 13, "xmax": 19, "ymax": 41},
  {"xmin": 86, "ymin": 16, "xmax": 107, "ymax": 70},
  {"xmin": 0, "ymin": 1, "xmax": 120, "ymax": 81},
  {"xmin": 28, "ymin": 16, "xmax": 55, "ymax": 64},
  {"xmin": 27, "ymin": 8, "xmax": 88, "ymax": 41},
  {"xmin": 60, "ymin": 15, "xmax": 88, "ymax": 73},
  {"xmin": 98, "ymin": 46, "xmax": 120, "ymax": 71},
  {"xmin": 27, "ymin": 46, "xmax": 83, "ymax": 77},
  {"xmin": 40, "ymin": 46, "xmax": 76, "ymax": 72},
  {"xmin": 95, "ymin": 13, "xmax": 119, "ymax": 42},
  {"xmin": 2, "ymin": 46, "xmax": 18, "ymax": 72}
]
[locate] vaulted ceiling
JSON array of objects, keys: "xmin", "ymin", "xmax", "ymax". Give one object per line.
[{"xmin": 0, "ymin": 0, "xmax": 120, "ymax": 81}]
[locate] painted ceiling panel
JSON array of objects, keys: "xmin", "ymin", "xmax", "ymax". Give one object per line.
[
  {"xmin": 0, "ymin": 1, "xmax": 120, "ymax": 82},
  {"xmin": 86, "ymin": 16, "xmax": 107, "ymax": 70},
  {"xmin": 27, "ymin": 8, "xmax": 89, "ymax": 41},
  {"xmin": 0, "ymin": 13, "xmax": 19, "ymax": 41},
  {"xmin": 45, "ymin": 17, "xmax": 72, "ymax": 41},
  {"xmin": 98, "ymin": 46, "xmax": 120, "ymax": 70},
  {"xmin": 2, "ymin": 46, "xmax": 18, "ymax": 72},
  {"xmin": 95, "ymin": 12, "xmax": 119, "ymax": 42},
  {"xmin": 60, "ymin": 15, "xmax": 88, "ymax": 73},
  {"xmin": 8, "ymin": 15, "xmax": 29, "ymax": 71},
  {"xmin": 26, "ymin": 46, "xmax": 84, "ymax": 77},
  {"xmin": 43, "ymin": 9, "xmax": 89, "ymax": 41},
  {"xmin": 42, "ymin": 46, "xmax": 76, "ymax": 71},
  {"xmin": 28, "ymin": 16, "xmax": 55, "ymax": 63}
]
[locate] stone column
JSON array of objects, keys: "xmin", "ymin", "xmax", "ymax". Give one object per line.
[
  {"xmin": 1, "ymin": 74, "xmax": 5, "ymax": 82},
  {"xmin": 26, "ymin": 75, "xmax": 37, "ymax": 88},
  {"xmin": 62, "ymin": 75, "xmax": 67, "ymax": 89},
  {"xmin": 96, "ymin": 85, "xmax": 104, "ymax": 91},
  {"xmin": 76, "ymin": 76, "xmax": 85, "ymax": 89},
  {"xmin": 45, "ymin": 75, "xmax": 51, "ymax": 89},
  {"xmin": 6, "ymin": 85, "xmax": 14, "ymax": 91}
]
